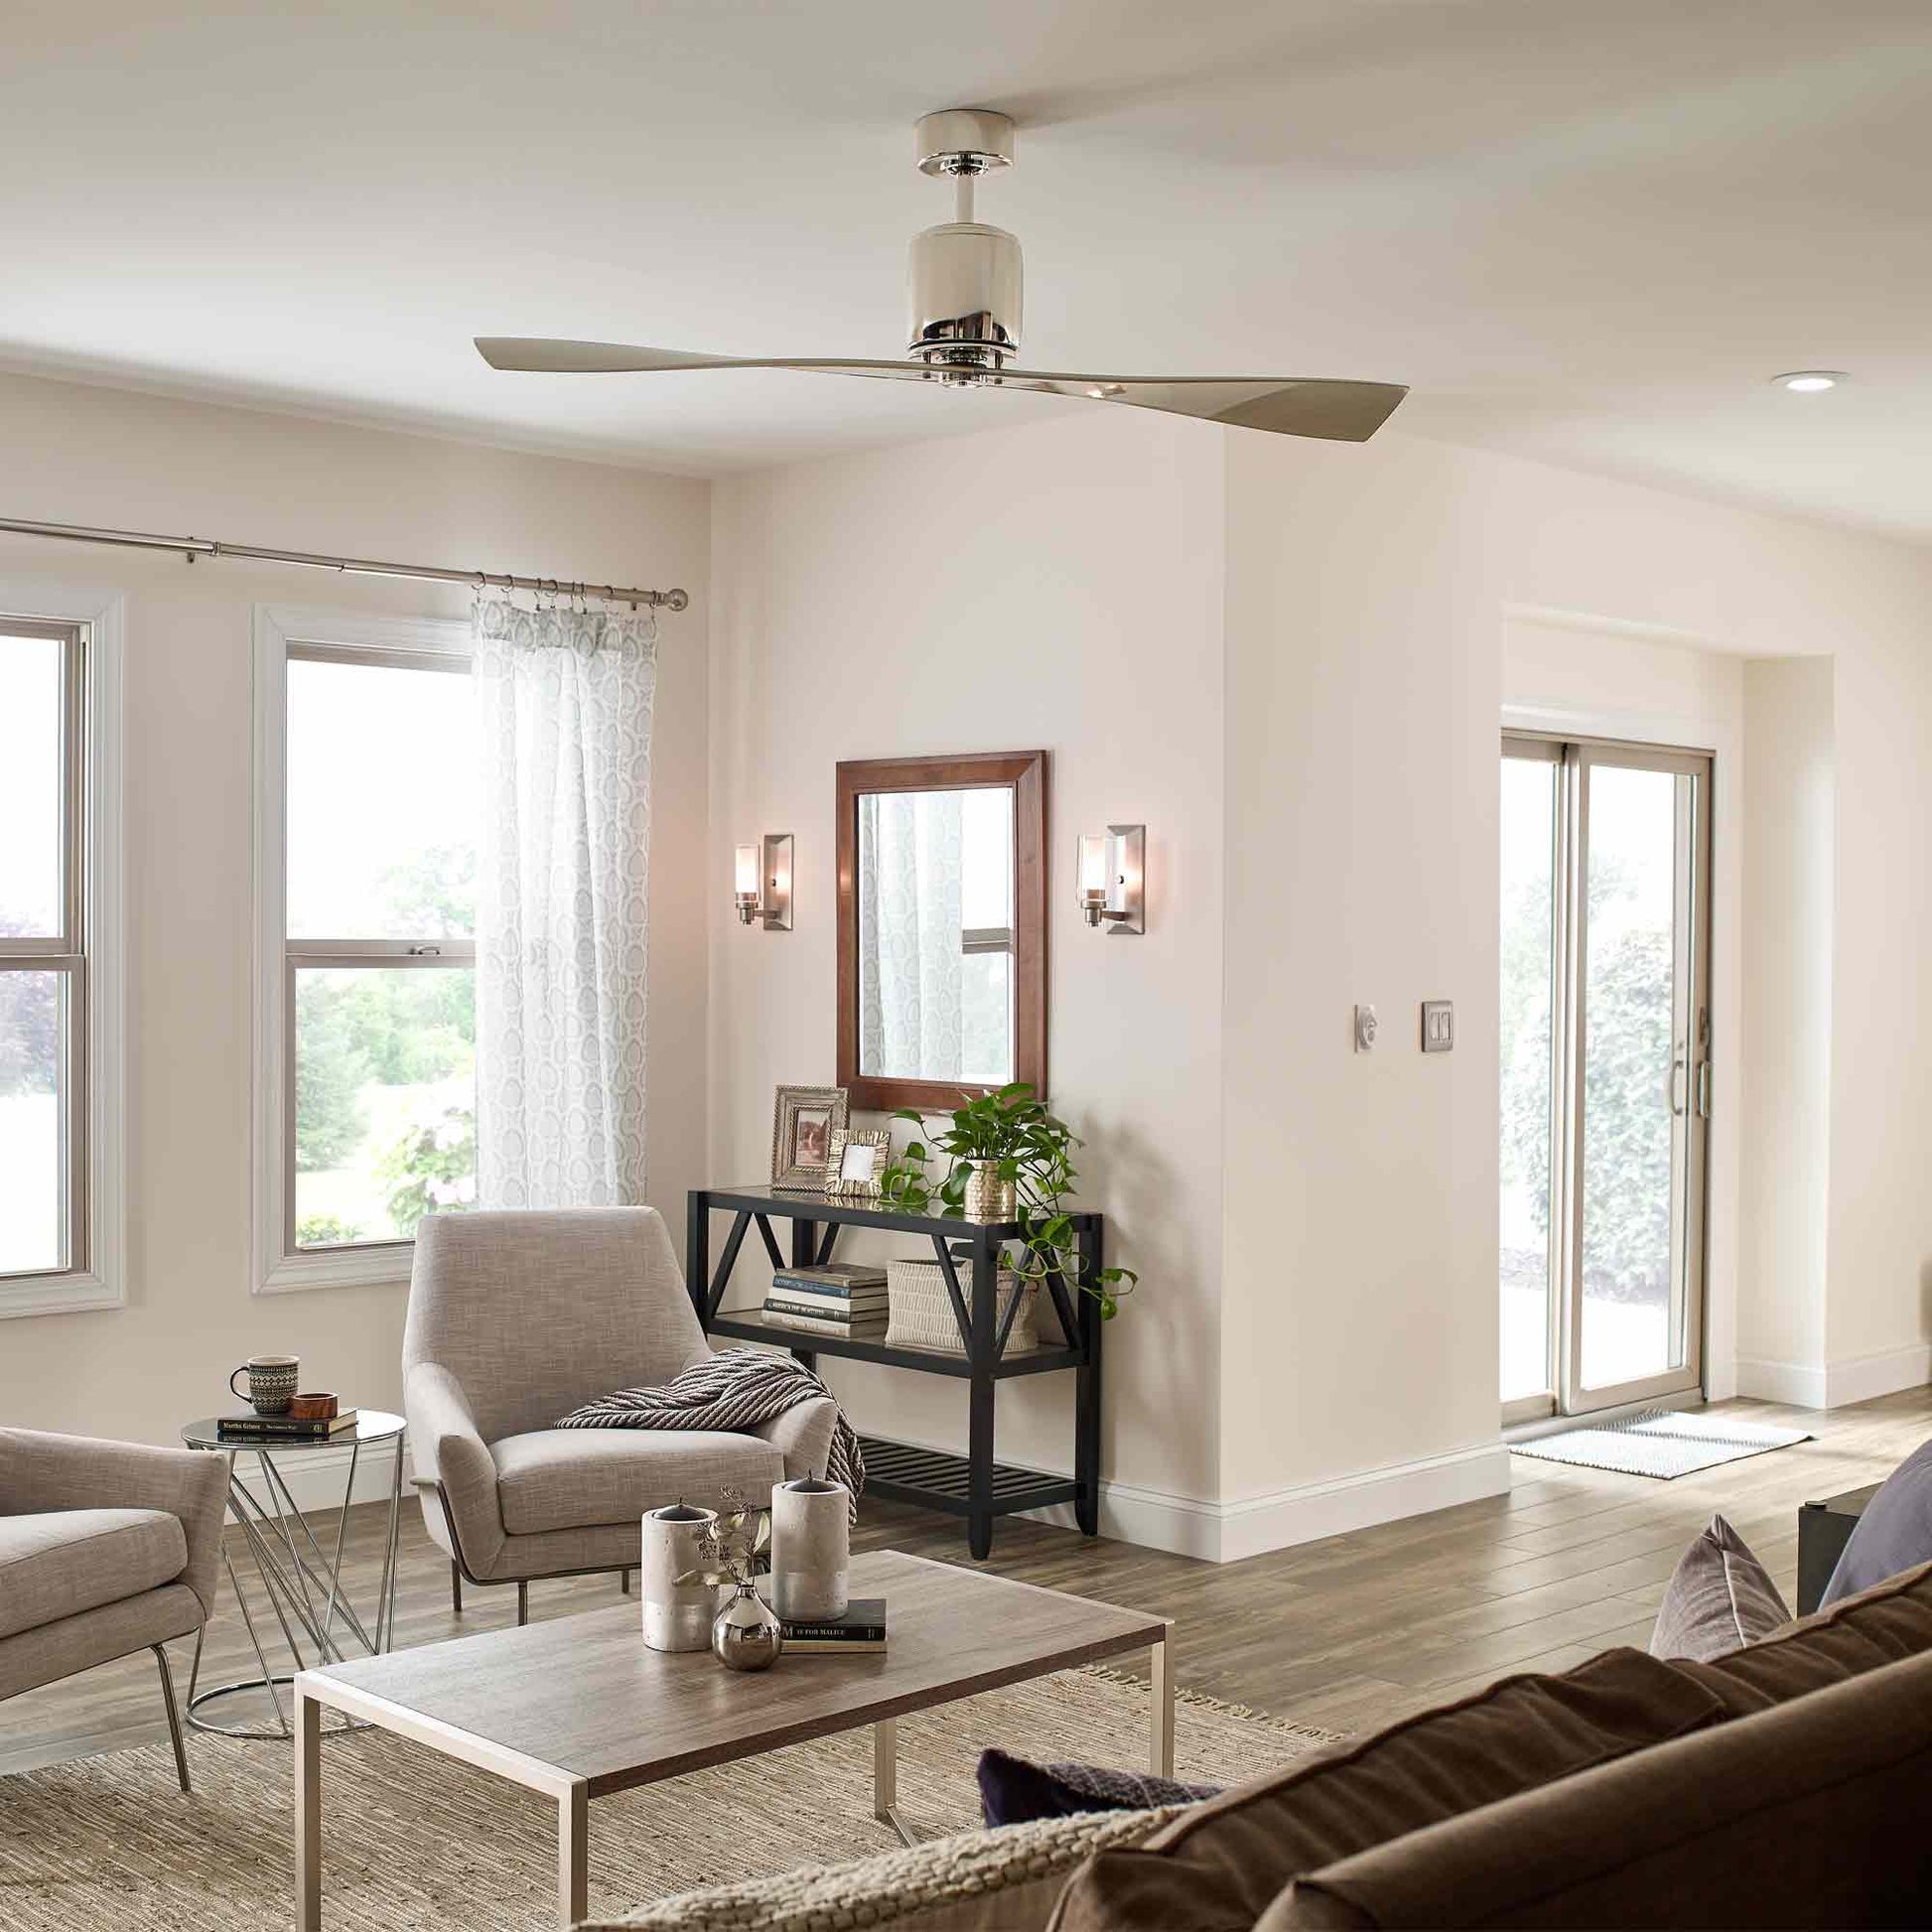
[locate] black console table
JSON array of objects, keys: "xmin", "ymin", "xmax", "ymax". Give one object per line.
[{"xmin": 686, "ymin": 1184, "xmax": 1102, "ymax": 1559}]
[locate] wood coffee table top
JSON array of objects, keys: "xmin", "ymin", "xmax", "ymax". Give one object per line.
[{"xmin": 304, "ymin": 1549, "xmax": 1167, "ymax": 1798}]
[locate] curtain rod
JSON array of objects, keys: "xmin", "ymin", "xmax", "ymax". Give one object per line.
[{"xmin": 0, "ymin": 513, "xmax": 690, "ymax": 612}]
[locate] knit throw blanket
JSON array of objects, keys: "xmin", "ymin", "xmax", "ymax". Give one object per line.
[{"xmin": 557, "ymin": 1348, "xmax": 865, "ymax": 1516}]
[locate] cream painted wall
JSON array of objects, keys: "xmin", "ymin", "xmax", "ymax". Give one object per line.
[
  {"xmin": 1220, "ymin": 433, "xmax": 1510, "ymax": 1533},
  {"xmin": 0, "ymin": 372, "xmax": 710, "ymax": 1457},
  {"xmin": 1737, "ymin": 657, "xmax": 1836, "ymax": 1398},
  {"xmin": 1500, "ymin": 616, "xmax": 1745, "ymax": 1403},
  {"xmin": 708, "ymin": 409, "xmax": 1229, "ymax": 1527}
]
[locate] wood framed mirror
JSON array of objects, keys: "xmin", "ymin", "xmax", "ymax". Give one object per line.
[{"xmin": 836, "ymin": 751, "xmax": 1047, "ymax": 1112}]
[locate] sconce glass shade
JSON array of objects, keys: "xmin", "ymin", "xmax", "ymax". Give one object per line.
[
  {"xmin": 1076, "ymin": 833, "xmax": 1109, "ymax": 924},
  {"xmin": 735, "ymin": 842, "xmax": 761, "ymax": 923},
  {"xmin": 1075, "ymin": 826, "xmax": 1146, "ymax": 934}
]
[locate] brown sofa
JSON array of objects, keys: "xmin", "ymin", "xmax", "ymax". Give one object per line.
[{"xmin": 594, "ymin": 1557, "xmax": 1932, "ymax": 1931}]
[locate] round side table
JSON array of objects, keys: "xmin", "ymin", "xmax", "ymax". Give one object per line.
[{"xmin": 180, "ymin": 1409, "xmax": 406, "ymax": 1740}]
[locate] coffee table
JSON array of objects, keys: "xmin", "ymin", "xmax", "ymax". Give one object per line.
[{"xmin": 295, "ymin": 1548, "xmax": 1173, "ymax": 1928}]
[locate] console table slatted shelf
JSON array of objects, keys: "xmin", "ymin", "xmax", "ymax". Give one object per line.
[{"xmin": 687, "ymin": 1184, "xmax": 1103, "ymax": 1559}]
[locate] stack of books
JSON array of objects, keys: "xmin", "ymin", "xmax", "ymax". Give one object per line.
[
  {"xmin": 780, "ymin": 1597, "xmax": 888, "ymax": 1655},
  {"xmin": 761, "ymin": 1263, "xmax": 890, "ymax": 1339},
  {"xmin": 215, "ymin": 1409, "xmax": 359, "ymax": 1444}
]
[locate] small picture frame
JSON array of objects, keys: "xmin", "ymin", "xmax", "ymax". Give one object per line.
[
  {"xmin": 771, "ymin": 1086, "xmax": 850, "ymax": 1190},
  {"xmin": 825, "ymin": 1127, "xmax": 892, "ymax": 1198}
]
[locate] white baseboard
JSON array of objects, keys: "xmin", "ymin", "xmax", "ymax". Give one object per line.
[
  {"xmin": 1733, "ymin": 1344, "xmax": 1930, "ymax": 1412},
  {"xmin": 1025, "ymin": 1442, "xmax": 1512, "ymax": 1565},
  {"xmin": 1825, "ymin": 1342, "xmax": 1932, "ymax": 1409},
  {"xmin": 1733, "ymin": 1356, "xmax": 1829, "ymax": 1407},
  {"xmin": 221, "ymin": 1440, "xmax": 416, "ymax": 1524}
]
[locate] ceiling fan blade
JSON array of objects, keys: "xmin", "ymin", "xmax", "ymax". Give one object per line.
[
  {"xmin": 989, "ymin": 370, "xmax": 1409, "ymax": 441},
  {"xmin": 475, "ymin": 339, "xmax": 765, "ymax": 372},
  {"xmin": 476, "ymin": 340, "xmax": 1407, "ymax": 442}
]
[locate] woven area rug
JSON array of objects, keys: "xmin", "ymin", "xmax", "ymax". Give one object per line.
[
  {"xmin": 0, "ymin": 1665, "xmax": 1336, "ymax": 1930},
  {"xmin": 1512, "ymin": 1408, "xmax": 1814, "ymax": 1479}
]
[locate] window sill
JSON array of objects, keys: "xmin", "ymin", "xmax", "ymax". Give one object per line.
[
  {"xmin": 257, "ymin": 1245, "xmax": 414, "ymax": 1297},
  {"xmin": 0, "ymin": 1269, "xmax": 125, "ymax": 1321}
]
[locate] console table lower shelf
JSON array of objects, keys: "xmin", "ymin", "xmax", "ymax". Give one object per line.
[{"xmin": 858, "ymin": 1435, "xmax": 1082, "ymax": 1524}]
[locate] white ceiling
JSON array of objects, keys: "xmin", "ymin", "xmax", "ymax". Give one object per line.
[{"xmin": 4, "ymin": 0, "xmax": 1928, "ymax": 535}]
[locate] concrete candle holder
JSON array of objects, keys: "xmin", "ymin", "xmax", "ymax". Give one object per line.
[
  {"xmin": 639, "ymin": 1502, "xmax": 720, "ymax": 1652},
  {"xmin": 770, "ymin": 1477, "xmax": 850, "ymax": 1621}
]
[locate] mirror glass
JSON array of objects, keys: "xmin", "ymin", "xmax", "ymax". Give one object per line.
[{"xmin": 856, "ymin": 786, "xmax": 1015, "ymax": 1085}]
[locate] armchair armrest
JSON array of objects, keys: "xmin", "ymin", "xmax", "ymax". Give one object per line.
[
  {"xmin": 403, "ymin": 1362, "xmax": 505, "ymax": 1576},
  {"xmin": 0, "ymin": 1428, "xmax": 229, "ymax": 1619},
  {"xmin": 752, "ymin": 1396, "xmax": 840, "ymax": 1483}
]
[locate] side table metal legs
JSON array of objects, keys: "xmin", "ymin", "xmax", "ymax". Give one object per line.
[{"xmin": 188, "ymin": 1437, "xmax": 405, "ymax": 1739}]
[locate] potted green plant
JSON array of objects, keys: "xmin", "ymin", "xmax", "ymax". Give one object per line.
[{"xmin": 879, "ymin": 1083, "xmax": 1139, "ymax": 1317}]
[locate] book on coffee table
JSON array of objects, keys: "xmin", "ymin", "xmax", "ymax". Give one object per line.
[
  {"xmin": 780, "ymin": 1596, "xmax": 887, "ymax": 1653},
  {"xmin": 216, "ymin": 1409, "xmax": 359, "ymax": 1441}
]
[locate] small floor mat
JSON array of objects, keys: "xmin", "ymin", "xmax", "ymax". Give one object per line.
[{"xmin": 1512, "ymin": 1408, "xmax": 1814, "ymax": 1479}]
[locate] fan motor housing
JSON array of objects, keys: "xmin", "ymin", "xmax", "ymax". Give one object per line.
[{"xmin": 907, "ymin": 221, "xmax": 1023, "ymax": 366}]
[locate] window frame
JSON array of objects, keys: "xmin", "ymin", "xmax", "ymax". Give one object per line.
[
  {"xmin": 0, "ymin": 584, "xmax": 124, "ymax": 1319},
  {"xmin": 251, "ymin": 605, "xmax": 474, "ymax": 1296}
]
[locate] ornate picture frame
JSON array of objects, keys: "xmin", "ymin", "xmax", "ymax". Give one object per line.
[
  {"xmin": 770, "ymin": 1085, "xmax": 849, "ymax": 1190},
  {"xmin": 824, "ymin": 1127, "xmax": 893, "ymax": 1198}
]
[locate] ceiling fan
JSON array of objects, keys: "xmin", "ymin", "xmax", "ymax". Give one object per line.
[{"xmin": 477, "ymin": 109, "xmax": 1407, "ymax": 444}]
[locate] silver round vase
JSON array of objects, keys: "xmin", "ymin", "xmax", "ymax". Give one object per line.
[{"xmin": 712, "ymin": 1581, "xmax": 783, "ymax": 1671}]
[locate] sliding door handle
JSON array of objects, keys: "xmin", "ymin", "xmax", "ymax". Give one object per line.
[
  {"xmin": 1696, "ymin": 1061, "xmax": 1712, "ymax": 1119},
  {"xmin": 1668, "ymin": 1053, "xmax": 1688, "ymax": 1117}
]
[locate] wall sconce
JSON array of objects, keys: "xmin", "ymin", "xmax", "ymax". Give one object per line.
[
  {"xmin": 1075, "ymin": 825, "xmax": 1145, "ymax": 935},
  {"xmin": 733, "ymin": 834, "xmax": 793, "ymax": 930}
]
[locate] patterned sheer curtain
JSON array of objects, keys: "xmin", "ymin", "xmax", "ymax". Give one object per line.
[
  {"xmin": 474, "ymin": 593, "xmax": 656, "ymax": 1206},
  {"xmin": 859, "ymin": 791, "xmax": 967, "ymax": 1079}
]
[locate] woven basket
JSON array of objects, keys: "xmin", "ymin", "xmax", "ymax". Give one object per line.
[{"xmin": 885, "ymin": 1257, "xmax": 1046, "ymax": 1355}]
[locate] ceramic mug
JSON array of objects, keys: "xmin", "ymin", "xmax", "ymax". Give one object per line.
[{"xmin": 229, "ymin": 1354, "xmax": 299, "ymax": 1416}]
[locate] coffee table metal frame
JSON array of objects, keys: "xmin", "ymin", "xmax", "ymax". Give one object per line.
[
  {"xmin": 294, "ymin": 1549, "xmax": 1173, "ymax": 1929},
  {"xmin": 179, "ymin": 1411, "xmax": 406, "ymax": 1740}
]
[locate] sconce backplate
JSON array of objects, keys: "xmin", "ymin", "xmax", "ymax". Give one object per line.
[
  {"xmin": 757, "ymin": 833, "xmax": 794, "ymax": 931},
  {"xmin": 1106, "ymin": 822, "xmax": 1145, "ymax": 935}
]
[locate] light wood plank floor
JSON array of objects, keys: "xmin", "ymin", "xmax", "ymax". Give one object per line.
[{"xmin": 4, "ymin": 1389, "xmax": 1926, "ymax": 1775}]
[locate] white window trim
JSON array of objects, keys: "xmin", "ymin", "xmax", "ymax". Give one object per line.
[
  {"xmin": 0, "ymin": 579, "xmax": 124, "ymax": 1319},
  {"xmin": 251, "ymin": 604, "xmax": 472, "ymax": 1296}
]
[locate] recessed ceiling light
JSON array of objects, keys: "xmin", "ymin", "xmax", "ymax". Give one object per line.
[{"xmin": 1771, "ymin": 370, "xmax": 1849, "ymax": 393}]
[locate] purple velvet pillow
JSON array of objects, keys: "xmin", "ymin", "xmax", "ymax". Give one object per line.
[{"xmin": 976, "ymin": 1747, "xmax": 1219, "ymax": 1827}]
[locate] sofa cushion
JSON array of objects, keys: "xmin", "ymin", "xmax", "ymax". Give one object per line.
[
  {"xmin": 977, "ymin": 1747, "xmax": 1221, "ymax": 1826},
  {"xmin": 1647, "ymin": 1513, "xmax": 1790, "ymax": 1661},
  {"xmin": 1823, "ymin": 1433, "xmax": 1932, "ymax": 1606},
  {"xmin": 0, "ymin": 1508, "xmax": 188, "ymax": 1641},
  {"xmin": 490, "ymin": 1428, "xmax": 784, "ymax": 1535},
  {"xmin": 1047, "ymin": 1647, "xmax": 1727, "ymax": 1932},
  {"xmin": 1265, "ymin": 1644, "xmax": 1932, "ymax": 1930},
  {"xmin": 1676, "ymin": 1554, "xmax": 1932, "ymax": 1715}
]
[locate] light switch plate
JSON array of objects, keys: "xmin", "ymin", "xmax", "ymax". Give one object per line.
[
  {"xmin": 1354, "ymin": 1004, "xmax": 1378, "ymax": 1052},
  {"xmin": 1422, "ymin": 1000, "xmax": 1454, "ymax": 1052}
]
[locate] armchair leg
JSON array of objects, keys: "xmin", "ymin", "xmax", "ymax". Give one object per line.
[
  {"xmin": 620, "ymin": 1567, "xmax": 631, "ymax": 1595},
  {"xmin": 517, "ymin": 1581, "xmax": 529, "ymax": 1626},
  {"xmin": 451, "ymin": 1562, "xmax": 463, "ymax": 1615},
  {"xmin": 152, "ymin": 1644, "xmax": 190, "ymax": 1793}
]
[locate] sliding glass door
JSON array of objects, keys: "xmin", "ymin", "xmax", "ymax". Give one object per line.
[{"xmin": 1500, "ymin": 733, "xmax": 1712, "ymax": 1421}]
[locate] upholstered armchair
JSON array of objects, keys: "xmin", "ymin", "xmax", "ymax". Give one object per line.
[
  {"xmin": 403, "ymin": 1206, "xmax": 837, "ymax": 1622},
  {"xmin": 0, "ymin": 1428, "xmax": 228, "ymax": 1790}
]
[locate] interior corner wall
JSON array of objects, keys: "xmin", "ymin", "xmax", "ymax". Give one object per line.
[
  {"xmin": 707, "ymin": 409, "xmax": 1229, "ymax": 1547},
  {"xmin": 1736, "ymin": 656, "xmax": 1835, "ymax": 1405},
  {"xmin": 0, "ymin": 370, "xmax": 711, "ymax": 1465},
  {"xmin": 1218, "ymin": 432, "xmax": 1512, "ymax": 1554}
]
